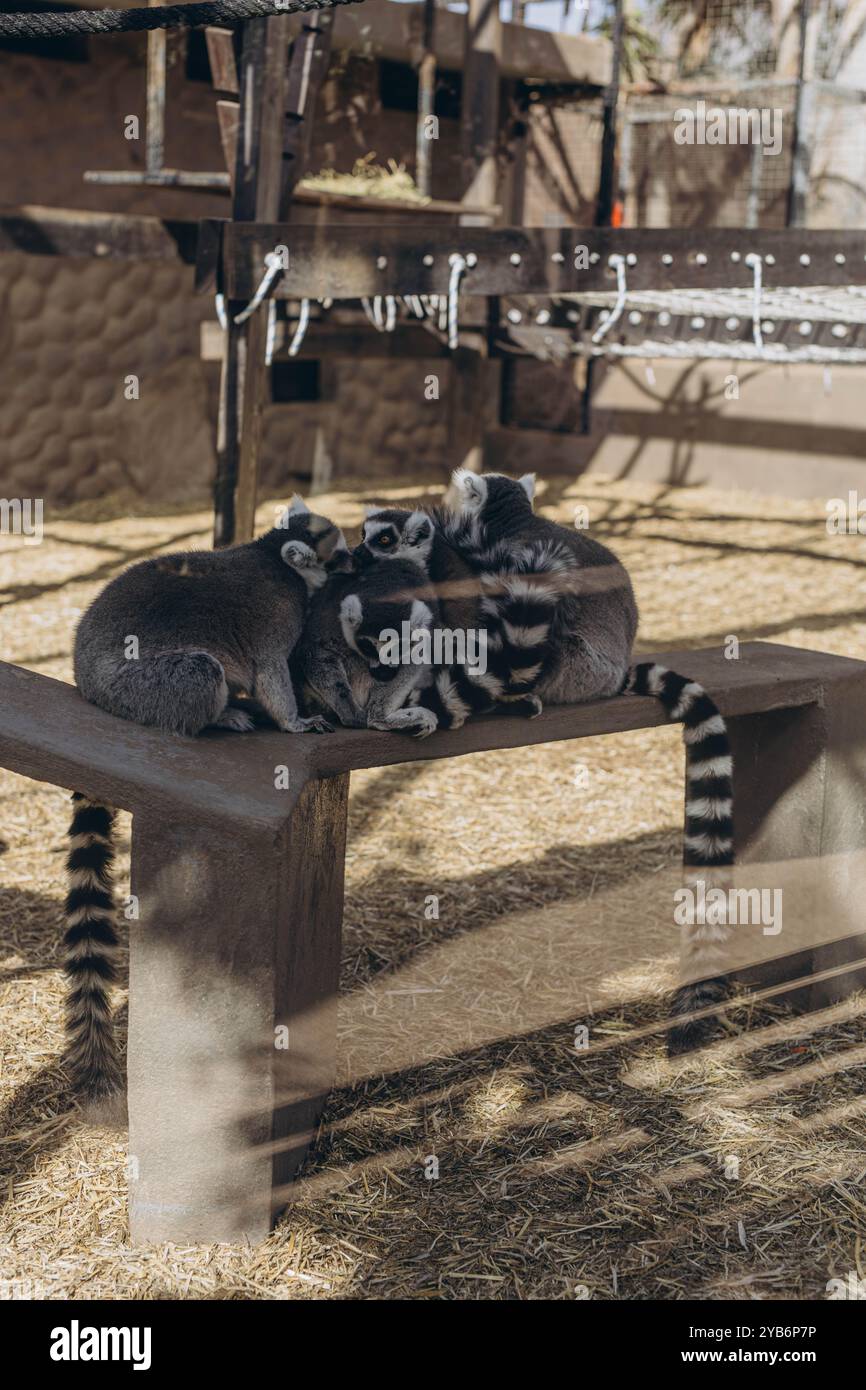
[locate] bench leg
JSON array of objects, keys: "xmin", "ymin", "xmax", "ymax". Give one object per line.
[
  {"xmin": 727, "ymin": 672, "xmax": 866, "ymax": 1012},
  {"xmin": 126, "ymin": 773, "xmax": 349, "ymax": 1243}
]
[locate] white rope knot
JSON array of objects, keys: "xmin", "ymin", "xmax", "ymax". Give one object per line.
[
  {"xmin": 745, "ymin": 252, "xmax": 763, "ymax": 349},
  {"xmin": 447, "ymin": 253, "xmax": 467, "ymax": 350},
  {"xmin": 233, "ymin": 251, "xmax": 283, "ymax": 326},
  {"xmin": 592, "ymin": 254, "xmax": 627, "ymax": 345}
]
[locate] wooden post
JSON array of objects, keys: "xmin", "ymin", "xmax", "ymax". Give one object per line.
[
  {"xmin": 460, "ymin": 0, "xmax": 502, "ymax": 222},
  {"xmin": 786, "ymin": 0, "xmax": 811, "ymax": 229},
  {"xmin": 595, "ymin": 0, "xmax": 623, "ymax": 230},
  {"xmin": 582, "ymin": 0, "xmax": 624, "ymax": 436},
  {"xmin": 213, "ymin": 16, "xmax": 291, "ymax": 548},
  {"xmin": 128, "ymin": 775, "xmax": 349, "ymax": 1242},
  {"xmin": 212, "ymin": 12, "xmax": 336, "ymax": 546},
  {"xmin": 415, "ymin": 0, "xmax": 437, "ymax": 199},
  {"xmin": 145, "ymin": 0, "xmax": 167, "ymax": 177}
]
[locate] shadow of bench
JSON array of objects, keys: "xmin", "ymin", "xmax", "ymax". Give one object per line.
[{"xmin": 1, "ymin": 640, "xmax": 865, "ymax": 1243}]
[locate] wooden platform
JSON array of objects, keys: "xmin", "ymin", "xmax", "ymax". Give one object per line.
[{"xmin": 2, "ymin": 641, "xmax": 865, "ymax": 1242}]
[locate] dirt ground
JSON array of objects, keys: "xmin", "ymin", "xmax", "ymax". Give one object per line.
[{"xmin": 1, "ymin": 473, "xmax": 865, "ymax": 1301}]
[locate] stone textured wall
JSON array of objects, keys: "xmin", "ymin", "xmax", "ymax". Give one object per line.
[
  {"xmin": 0, "ymin": 245, "xmax": 455, "ymax": 507},
  {"xmin": 0, "ymin": 252, "xmax": 216, "ymax": 507}
]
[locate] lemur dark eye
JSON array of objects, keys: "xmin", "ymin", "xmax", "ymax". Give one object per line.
[{"xmin": 377, "ymin": 534, "xmax": 393, "ymax": 547}]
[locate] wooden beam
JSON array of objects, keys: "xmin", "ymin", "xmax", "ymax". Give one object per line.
[
  {"xmin": 0, "ymin": 205, "xmax": 199, "ymax": 262},
  {"xmin": 209, "ymin": 224, "xmax": 866, "ymax": 300}
]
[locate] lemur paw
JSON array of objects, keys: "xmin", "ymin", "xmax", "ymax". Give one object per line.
[
  {"xmin": 286, "ymin": 715, "xmax": 334, "ymax": 734},
  {"xmin": 368, "ymin": 707, "xmax": 438, "ymax": 738},
  {"xmin": 212, "ymin": 706, "xmax": 256, "ymax": 733},
  {"xmin": 408, "ymin": 707, "xmax": 439, "ymax": 738}
]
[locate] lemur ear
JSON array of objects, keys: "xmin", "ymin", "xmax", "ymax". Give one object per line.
[
  {"xmin": 275, "ymin": 494, "xmax": 310, "ymax": 529},
  {"xmin": 518, "ymin": 473, "xmax": 536, "ymax": 503},
  {"xmin": 451, "ymin": 467, "xmax": 487, "ymax": 512},
  {"xmin": 406, "ymin": 511, "xmax": 433, "ymax": 545}
]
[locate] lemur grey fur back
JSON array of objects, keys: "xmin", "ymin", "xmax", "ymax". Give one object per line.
[{"xmin": 65, "ymin": 496, "xmax": 349, "ymax": 1108}]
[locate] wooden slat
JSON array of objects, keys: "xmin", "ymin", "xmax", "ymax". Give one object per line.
[
  {"xmin": 0, "ymin": 204, "xmax": 199, "ymax": 263},
  {"xmin": 215, "ymin": 99, "xmax": 239, "ymax": 188},
  {"xmin": 281, "ymin": 10, "xmax": 335, "ymax": 208},
  {"xmin": 2, "ymin": 645, "xmax": 860, "ymax": 798},
  {"xmin": 211, "ymin": 224, "xmax": 866, "ymax": 299},
  {"xmin": 205, "ymin": 26, "xmax": 239, "ymax": 96}
]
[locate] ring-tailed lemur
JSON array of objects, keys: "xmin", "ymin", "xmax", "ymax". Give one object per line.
[
  {"xmin": 292, "ymin": 556, "xmax": 441, "ymax": 735},
  {"xmin": 360, "ymin": 473, "xmax": 735, "ymax": 1051},
  {"xmin": 65, "ymin": 496, "xmax": 349, "ymax": 1109},
  {"xmin": 355, "ymin": 504, "xmax": 545, "ymax": 726}
]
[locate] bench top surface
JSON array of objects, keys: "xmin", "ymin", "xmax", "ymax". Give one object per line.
[{"xmin": 0, "ymin": 643, "xmax": 862, "ymax": 830}]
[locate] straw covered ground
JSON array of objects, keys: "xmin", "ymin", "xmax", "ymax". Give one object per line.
[{"xmin": 1, "ymin": 472, "xmax": 865, "ymax": 1300}]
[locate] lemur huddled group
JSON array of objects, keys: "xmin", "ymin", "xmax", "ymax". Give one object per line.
[{"xmin": 66, "ymin": 470, "xmax": 734, "ymax": 1109}]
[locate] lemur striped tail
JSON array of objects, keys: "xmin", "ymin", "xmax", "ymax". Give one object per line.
[
  {"xmin": 477, "ymin": 574, "xmax": 558, "ymax": 701},
  {"xmin": 625, "ymin": 662, "xmax": 734, "ymax": 1053},
  {"xmin": 416, "ymin": 663, "xmax": 541, "ymax": 730},
  {"xmin": 63, "ymin": 793, "xmax": 123, "ymax": 1102}
]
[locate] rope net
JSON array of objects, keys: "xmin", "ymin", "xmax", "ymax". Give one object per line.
[
  {"xmin": 568, "ymin": 256, "xmax": 866, "ymax": 365},
  {"xmin": 0, "ymin": 0, "xmax": 364, "ymax": 39}
]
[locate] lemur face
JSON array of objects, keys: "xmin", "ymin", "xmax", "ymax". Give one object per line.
[
  {"xmin": 276, "ymin": 495, "xmax": 353, "ymax": 591},
  {"xmin": 355, "ymin": 508, "xmax": 434, "ymax": 566},
  {"xmin": 446, "ymin": 469, "xmax": 536, "ymax": 516}
]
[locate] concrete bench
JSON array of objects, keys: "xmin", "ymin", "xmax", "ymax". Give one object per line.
[{"xmin": 1, "ymin": 641, "xmax": 865, "ymax": 1243}]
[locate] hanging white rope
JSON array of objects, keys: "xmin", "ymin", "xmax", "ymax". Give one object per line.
[
  {"xmin": 215, "ymin": 293, "xmax": 228, "ymax": 331},
  {"xmin": 361, "ymin": 296, "xmax": 392, "ymax": 331},
  {"xmin": 360, "ymin": 297, "xmax": 379, "ymax": 330},
  {"xmin": 233, "ymin": 251, "xmax": 283, "ymax": 326},
  {"xmin": 265, "ymin": 299, "xmax": 277, "ymax": 365},
  {"xmin": 287, "ymin": 297, "xmax": 311, "ymax": 357},
  {"xmin": 745, "ymin": 252, "xmax": 764, "ymax": 348},
  {"xmin": 567, "ymin": 264, "xmax": 866, "ymax": 365},
  {"xmin": 591, "ymin": 254, "xmax": 627, "ymax": 345},
  {"xmin": 447, "ymin": 254, "xmax": 467, "ymax": 350}
]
